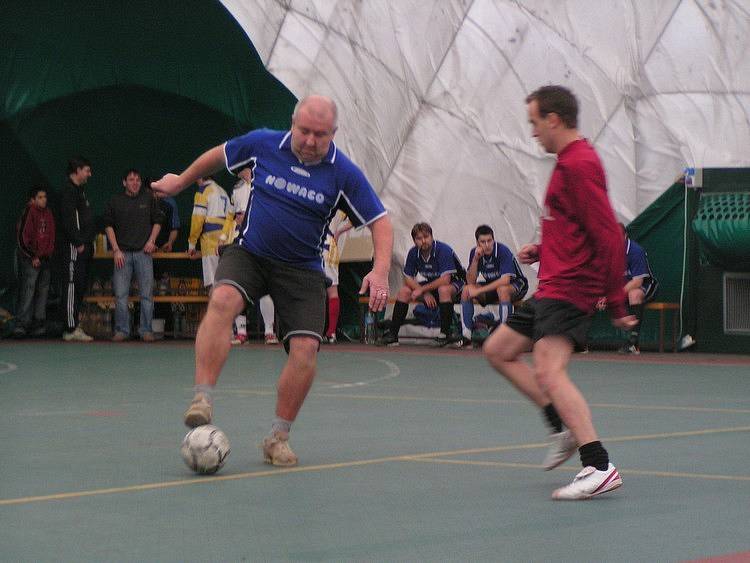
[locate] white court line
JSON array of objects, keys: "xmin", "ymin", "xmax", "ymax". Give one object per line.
[
  {"xmin": 326, "ymin": 358, "xmax": 401, "ymax": 389},
  {"xmin": 0, "ymin": 361, "xmax": 18, "ymax": 374}
]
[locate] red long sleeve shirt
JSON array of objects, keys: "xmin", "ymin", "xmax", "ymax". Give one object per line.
[
  {"xmin": 535, "ymin": 139, "xmax": 627, "ymax": 319},
  {"xmin": 17, "ymin": 203, "xmax": 56, "ymax": 260}
]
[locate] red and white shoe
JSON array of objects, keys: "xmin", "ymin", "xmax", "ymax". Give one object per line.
[
  {"xmin": 264, "ymin": 333, "xmax": 279, "ymax": 345},
  {"xmin": 231, "ymin": 334, "xmax": 247, "ymax": 345},
  {"xmin": 552, "ymin": 463, "xmax": 622, "ymax": 500}
]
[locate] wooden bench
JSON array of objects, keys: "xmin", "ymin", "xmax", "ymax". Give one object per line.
[
  {"xmin": 357, "ymin": 296, "xmax": 680, "ymax": 352},
  {"xmin": 644, "ymin": 302, "xmax": 680, "ymax": 353}
]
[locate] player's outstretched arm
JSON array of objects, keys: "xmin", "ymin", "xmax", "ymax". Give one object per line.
[
  {"xmin": 360, "ymin": 215, "xmax": 393, "ymax": 312},
  {"xmin": 151, "ymin": 145, "xmax": 226, "ymax": 197}
]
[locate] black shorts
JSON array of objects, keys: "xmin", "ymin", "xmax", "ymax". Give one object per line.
[
  {"xmin": 214, "ymin": 245, "xmax": 327, "ymax": 344},
  {"xmin": 505, "ymin": 297, "xmax": 592, "ymax": 347}
]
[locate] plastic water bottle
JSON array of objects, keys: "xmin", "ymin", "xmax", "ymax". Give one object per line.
[{"xmin": 364, "ymin": 309, "xmax": 376, "ymax": 344}]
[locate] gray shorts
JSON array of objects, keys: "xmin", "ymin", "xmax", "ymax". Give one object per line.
[{"xmin": 214, "ymin": 245, "xmax": 327, "ymax": 344}]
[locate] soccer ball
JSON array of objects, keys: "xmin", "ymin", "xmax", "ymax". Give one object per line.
[{"xmin": 180, "ymin": 425, "xmax": 230, "ymax": 474}]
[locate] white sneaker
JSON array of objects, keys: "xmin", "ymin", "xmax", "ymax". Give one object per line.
[
  {"xmin": 63, "ymin": 326, "xmax": 94, "ymax": 342},
  {"xmin": 543, "ymin": 430, "xmax": 577, "ymax": 471},
  {"xmin": 552, "ymin": 463, "xmax": 622, "ymax": 500}
]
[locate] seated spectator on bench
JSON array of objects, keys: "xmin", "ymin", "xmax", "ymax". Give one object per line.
[
  {"xmin": 380, "ymin": 222, "xmax": 465, "ymax": 347},
  {"xmin": 460, "ymin": 224, "xmax": 528, "ymax": 342},
  {"xmin": 596, "ymin": 224, "xmax": 659, "ymax": 354}
]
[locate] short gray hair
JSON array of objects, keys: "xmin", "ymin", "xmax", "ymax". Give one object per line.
[{"xmin": 292, "ymin": 95, "xmax": 338, "ymax": 129}]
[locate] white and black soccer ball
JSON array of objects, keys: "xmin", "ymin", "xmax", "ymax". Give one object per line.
[{"xmin": 181, "ymin": 425, "xmax": 230, "ymax": 474}]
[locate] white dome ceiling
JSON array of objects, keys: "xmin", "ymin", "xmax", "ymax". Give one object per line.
[{"xmin": 223, "ymin": 0, "xmax": 750, "ymax": 283}]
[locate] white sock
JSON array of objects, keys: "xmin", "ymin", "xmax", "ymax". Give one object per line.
[
  {"xmin": 234, "ymin": 314, "xmax": 247, "ymax": 336},
  {"xmin": 260, "ymin": 295, "xmax": 275, "ymax": 334}
]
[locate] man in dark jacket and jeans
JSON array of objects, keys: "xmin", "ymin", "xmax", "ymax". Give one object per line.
[
  {"xmin": 103, "ymin": 169, "xmax": 162, "ymax": 342},
  {"xmin": 59, "ymin": 156, "xmax": 94, "ymax": 342}
]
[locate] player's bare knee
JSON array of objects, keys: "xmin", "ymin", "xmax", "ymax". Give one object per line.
[
  {"xmin": 287, "ymin": 336, "xmax": 319, "ymax": 370},
  {"xmin": 208, "ymin": 285, "xmax": 244, "ymax": 320},
  {"xmin": 437, "ymin": 285, "xmax": 454, "ymax": 301},
  {"xmin": 396, "ymin": 286, "xmax": 412, "ymax": 301}
]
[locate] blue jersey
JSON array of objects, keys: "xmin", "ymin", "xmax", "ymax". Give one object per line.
[
  {"xmin": 404, "ymin": 240, "xmax": 464, "ymax": 284},
  {"xmin": 625, "ymin": 238, "xmax": 658, "ymax": 299},
  {"xmin": 625, "ymin": 239, "xmax": 653, "ymax": 281},
  {"xmin": 224, "ymin": 129, "xmax": 386, "ymax": 271},
  {"xmin": 469, "ymin": 241, "xmax": 528, "ymax": 297}
]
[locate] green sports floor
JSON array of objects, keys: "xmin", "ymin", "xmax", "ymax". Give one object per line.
[{"xmin": 1, "ymin": 340, "xmax": 749, "ymax": 562}]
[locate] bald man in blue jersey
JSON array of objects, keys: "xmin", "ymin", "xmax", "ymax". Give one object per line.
[{"xmin": 153, "ymin": 95, "xmax": 393, "ymax": 467}]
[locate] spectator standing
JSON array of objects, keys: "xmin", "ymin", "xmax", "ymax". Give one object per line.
[
  {"xmin": 14, "ymin": 187, "xmax": 56, "ymax": 338},
  {"xmin": 229, "ymin": 165, "xmax": 278, "ymax": 344},
  {"xmin": 322, "ymin": 210, "xmax": 353, "ymax": 343},
  {"xmin": 59, "ymin": 156, "xmax": 94, "ymax": 342},
  {"xmin": 188, "ymin": 177, "xmax": 233, "ymax": 289},
  {"xmin": 103, "ymin": 169, "xmax": 162, "ymax": 342}
]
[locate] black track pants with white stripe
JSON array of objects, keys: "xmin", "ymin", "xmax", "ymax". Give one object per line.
[{"xmin": 63, "ymin": 244, "xmax": 90, "ymax": 331}]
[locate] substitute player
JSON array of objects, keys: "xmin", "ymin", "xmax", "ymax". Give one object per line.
[
  {"xmin": 483, "ymin": 85, "xmax": 636, "ymax": 500},
  {"xmin": 381, "ymin": 222, "xmax": 465, "ymax": 347},
  {"xmin": 461, "ymin": 224, "xmax": 528, "ymax": 340},
  {"xmin": 153, "ymin": 95, "xmax": 392, "ymax": 467}
]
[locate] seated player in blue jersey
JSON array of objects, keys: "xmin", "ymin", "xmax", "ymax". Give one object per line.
[
  {"xmin": 152, "ymin": 95, "xmax": 393, "ymax": 467},
  {"xmin": 596, "ymin": 224, "xmax": 659, "ymax": 354},
  {"xmin": 460, "ymin": 225, "xmax": 528, "ymax": 342},
  {"xmin": 619, "ymin": 224, "xmax": 658, "ymax": 354},
  {"xmin": 381, "ymin": 222, "xmax": 465, "ymax": 346}
]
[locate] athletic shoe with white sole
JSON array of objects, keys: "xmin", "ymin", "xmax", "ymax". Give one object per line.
[
  {"xmin": 543, "ymin": 429, "xmax": 577, "ymax": 471},
  {"xmin": 552, "ymin": 463, "xmax": 622, "ymax": 500},
  {"xmin": 63, "ymin": 326, "xmax": 94, "ymax": 342},
  {"xmin": 262, "ymin": 433, "xmax": 298, "ymax": 466},
  {"xmin": 183, "ymin": 392, "xmax": 213, "ymax": 428}
]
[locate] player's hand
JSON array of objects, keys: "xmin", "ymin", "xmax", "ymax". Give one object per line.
[
  {"xmin": 474, "ymin": 244, "xmax": 484, "ymax": 260},
  {"xmin": 360, "ymin": 270, "xmax": 389, "ymax": 312},
  {"xmin": 187, "ymin": 248, "xmax": 199, "ymax": 260},
  {"xmin": 517, "ymin": 244, "xmax": 539, "ymax": 265},
  {"xmin": 151, "ymin": 173, "xmax": 183, "ymax": 198},
  {"xmin": 143, "ymin": 241, "xmax": 157, "ymax": 254},
  {"xmin": 411, "ymin": 287, "xmax": 424, "ymax": 300},
  {"xmin": 31, "ymin": 257, "xmax": 41, "ymax": 268},
  {"xmin": 612, "ymin": 315, "xmax": 638, "ymax": 330},
  {"xmin": 423, "ymin": 293, "xmax": 437, "ymax": 309},
  {"xmin": 596, "ymin": 297, "xmax": 608, "ymax": 311},
  {"xmin": 159, "ymin": 242, "xmax": 173, "ymax": 253},
  {"xmin": 113, "ymin": 249, "xmax": 125, "ymax": 269}
]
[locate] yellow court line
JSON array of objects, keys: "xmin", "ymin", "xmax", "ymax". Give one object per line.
[
  {"xmin": 3, "ymin": 425, "xmax": 749, "ymax": 507},
  {"xmin": 225, "ymin": 388, "xmax": 750, "ymax": 415},
  {"xmin": 404, "ymin": 458, "xmax": 750, "ymax": 482}
]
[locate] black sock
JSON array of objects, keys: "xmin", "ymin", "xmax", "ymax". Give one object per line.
[
  {"xmin": 390, "ymin": 301, "xmax": 409, "ymax": 335},
  {"xmin": 579, "ymin": 441, "xmax": 609, "ymax": 471},
  {"xmin": 542, "ymin": 404, "xmax": 563, "ymax": 433},
  {"xmin": 439, "ymin": 302, "xmax": 454, "ymax": 335},
  {"xmin": 628, "ymin": 303, "xmax": 644, "ymax": 346}
]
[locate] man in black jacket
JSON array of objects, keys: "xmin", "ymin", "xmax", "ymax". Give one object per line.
[{"xmin": 59, "ymin": 156, "xmax": 94, "ymax": 342}]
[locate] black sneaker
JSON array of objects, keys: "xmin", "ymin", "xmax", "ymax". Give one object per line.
[
  {"xmin": 617, "ymin": 344, "xmax": 640, "ymax": 355},
  {"xmin": 378, "ymin": 331, "xmax": 399, "ymax": 347},
  {"xmin": 435, "ymin": 333, "xmax": 463, "ymax": 348}
]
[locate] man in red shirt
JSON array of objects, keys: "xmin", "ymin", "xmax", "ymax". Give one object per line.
[
  {"xmin": 484, "ymin": 85, "xmax": 636, "ymax": 500},
  {"xmin": 15, "ymin": 187, "xmax": 56, "ymax": 337}
]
